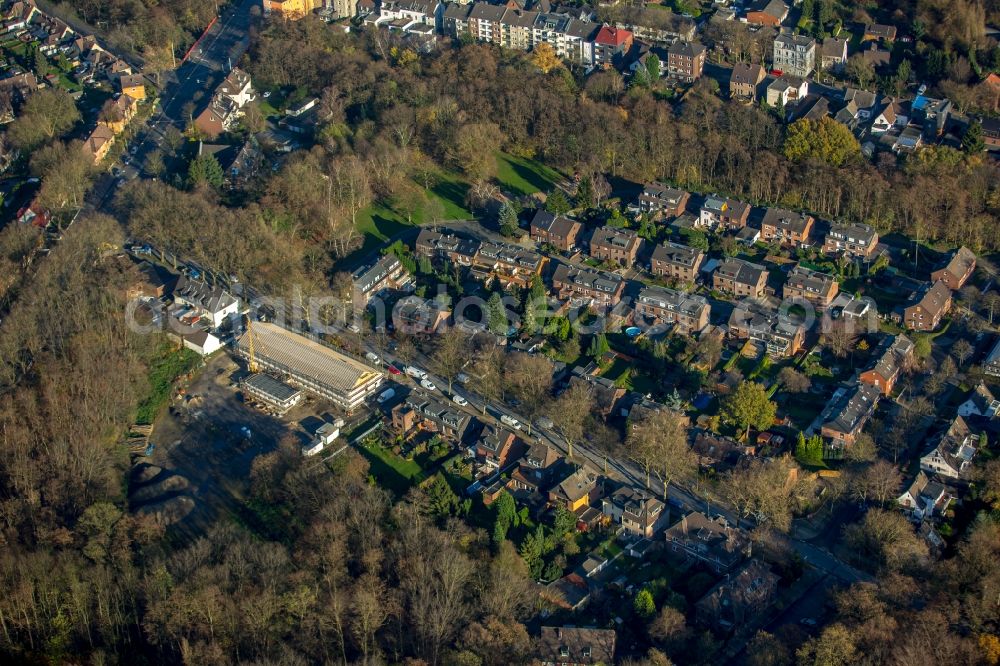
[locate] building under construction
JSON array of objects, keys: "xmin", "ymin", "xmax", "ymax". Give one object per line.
[
  {"xmin": 236, "ymin": 321, "xmax": 383, "ymax": 413},
  {"xmin": 242, "ymin": 373, "xmax": 303, "ymax": 415}
]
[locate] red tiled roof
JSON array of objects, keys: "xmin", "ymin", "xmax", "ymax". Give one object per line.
[{"xmin": 594, "ymin": 25, "xmax": 631, "ymax": 47}]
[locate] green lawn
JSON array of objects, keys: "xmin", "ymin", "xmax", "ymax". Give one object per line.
[
  {"xmin": 495, "ymin": 152, "xmax": 561, "ymax": 197},
  {"xmin": 344, "ymin": 153, "xmax": 558, "ymax": 270},
  {"xmin": 342, "ymin": 176, "xmax": 473, "ymax": 270},
  {"xmin": 356, "ymin": 438, "xmax": 426, "ymax": 496},
  {"xmin": 136, "ymin": 343, "xmax": 201, "ymax": 425},
  {"xmin": 602, "ymin": 357, "xmax": 659, "ymax": 393}
]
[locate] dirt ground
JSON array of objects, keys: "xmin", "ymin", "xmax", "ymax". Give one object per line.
[{"xmin": 128, "ymin": 352, "xmax": 355, "ymax": 541}]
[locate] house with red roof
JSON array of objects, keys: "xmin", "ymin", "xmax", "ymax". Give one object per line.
[
  {"xmin": 16, "ymin": 198, "xmax": 50, "ymax": 228},
  {"xmin": 593, "ymin": 25, "xmax": 632, "ymax": 69}
]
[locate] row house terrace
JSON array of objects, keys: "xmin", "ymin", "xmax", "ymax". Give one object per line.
[
  {"xmin": 760, "ymin": 207, "xmax": 814, "ymax": 247},
  {"xmin": 782, "ymin": 265, "xmax": 839, "ymax": 308},
  {"xmin": 931, "ymin": 246, "xmax": 976, "ymax": 291},
  {"xmin": 902, "ymin": 280, "xmax": 952, "ymax": 332},
  {"xmin": 698, "ymin": 195, "xmax": 751, "ymax": 231},
  {"xmin": 727, "ymin": 300, "xmax": 807, "ymax": 358},
  {"xmin": 551, "ymin": 263, "xmax": 624, "ymax": 308},
  {"xmin": 858, "ymin": 334, "xmax": 913, "ymax": 396},
  {"xmin": 590, "ymin": 225, "xmax": 641, "ymax": 266},
  {"xmin": 820, "ymin": 382, "xmax": 881, "ymax": 447},
  {"xmin": 650, "ymin": 241, "xmax": 704, "ymax": 282},
  {"xmin": 415, "ymin": 228, "xmax": 480, "ymax": 266},
  {"xmin": 635, "ymin": 285, "xmax": 710, "ymax": 335},
  {"xmin": 473, "ymin": 241, "xmax": 547, "ymax": 289},
  {"xmin": 823, "ymin": 222, "xmax": 879, "ymax": 259},
  {"xmin": 713, "ymin": 258, "xmax": 768, "ymax": 299},
  {"xmin": 636, "ymin": 182, "xmax": 690, "ymax": 219},
  {"xmin": 530, "ymin": 210, "xmax": 583, "ymax": 252}
]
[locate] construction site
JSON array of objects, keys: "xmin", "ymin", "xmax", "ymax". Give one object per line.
[{"xmin": 236, "ymin": 321, "xmax": 384, "ymax": 413}]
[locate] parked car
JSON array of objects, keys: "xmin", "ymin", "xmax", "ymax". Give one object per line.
[
  {"xmin": 406, "ymin": 366, "xmax": 428, "ymax": 380},
  {"xmin": 452, "ymin": 395, "xmax": 468, "ymax": 407},
  {"xmin": 420, "ymin": 379, "xmax": 437, "ymax": 391},
  {"xmin": 365, "ymin": 351, "xmax": 380, "ymax": 364},
  {"xmin": 387, "ymin": 365, "xmax": 402, "ymax": 376},
  {"xmin": 456, "ymin": 373, "xmax": 470, "ymax": 384},
  {"xmin": 376, "ymin": 388, "xmax": 396, "ymax": 404}
]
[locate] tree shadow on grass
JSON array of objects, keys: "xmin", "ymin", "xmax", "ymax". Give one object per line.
[
  {"xmin": 430, "ymin": 179, "xmax": 471, "ymax": 216},
  {"xmin": 499, "ymin": 154, "xmax": 558, "ymax": 197}
]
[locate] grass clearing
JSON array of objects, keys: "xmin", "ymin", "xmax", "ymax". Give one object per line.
[
  {"xmin": 136, "ymin": 342, "xmax": 201, "ymax": 425},
  {"xmin": 356, "ymin": 437, "xmax": 426, "ymax": 496},
  {"xmin": 346, "ymin": 152, "xmax": 558, "ymax": 268},
  {"xmin": 495, "ymin": 152, "xmax": 561, "ymax": 197},
  {"xmin": 344, "ymin": 172, "xmax": 474, "ymax": 269}
]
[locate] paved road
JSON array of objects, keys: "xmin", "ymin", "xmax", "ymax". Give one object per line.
[
  {"xmin": 363, "ymin": 333, "xmax": 873, "ymax": 585},
  {"xmin": 92, "ymin": 0, "xmax": 258, "ymax": 209}
]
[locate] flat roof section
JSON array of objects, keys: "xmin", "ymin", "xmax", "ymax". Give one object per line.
[{"xmin": 243, "ymin": 373, "xmax": 302, "ymax": 405}]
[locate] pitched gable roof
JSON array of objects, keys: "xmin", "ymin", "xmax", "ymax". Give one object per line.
[
  {"xmin": 731, "ymin": 62, "xmax": 765, "ymax": 86},
  {"xmin": 595, "ymin": 25, "xmax": 631, "ymax": 47}
]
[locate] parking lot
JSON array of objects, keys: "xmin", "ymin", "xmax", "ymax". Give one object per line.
[{"xmin": 131, "ymin": 352, "xmax": 371, "ymax": 539}]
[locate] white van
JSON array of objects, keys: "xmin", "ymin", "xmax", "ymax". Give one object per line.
[
  {"xmin": 406, "ymin": 366, "xmax": 427, "ymax": 380},
  {"xmin": 365, "ymin": 351, "xmax": 381, "ymax": 364},
  {"xmin": 500, "ymin": 414, "xmax": 522, "ymax": 430},
  {"xmin": 376, "ymin": 388, "xmax": 396, "ymax": 404}
]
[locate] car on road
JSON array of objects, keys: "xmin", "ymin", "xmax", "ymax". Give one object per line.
[
  {"xmin": 800, "ymin": 618, "xmax": 818, "ymax": 628},
  {"xmin": 376, "ymin": 388, "xmax": 395, "ymax": 404},
  {"xmin": 452, "ymin": 395, "xmax": 468, "ymax": 407},
  {"xmin": 387, "ymin": 365, "xmax": 402, "ymax": 375},
  {"xmin": 420, "ymin": 379, "xmax": 437, "ymax": 391},
  {"xmin": 406, "ymin": 366, "xmax": 428, "ymax": 380},
  {"xmin": 365, "ymin": 351, "xmax": 381, "ymax": 364},
  {"xmin": 500, "ymin": 414, "xmax": 522, "ymax": 430}
]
